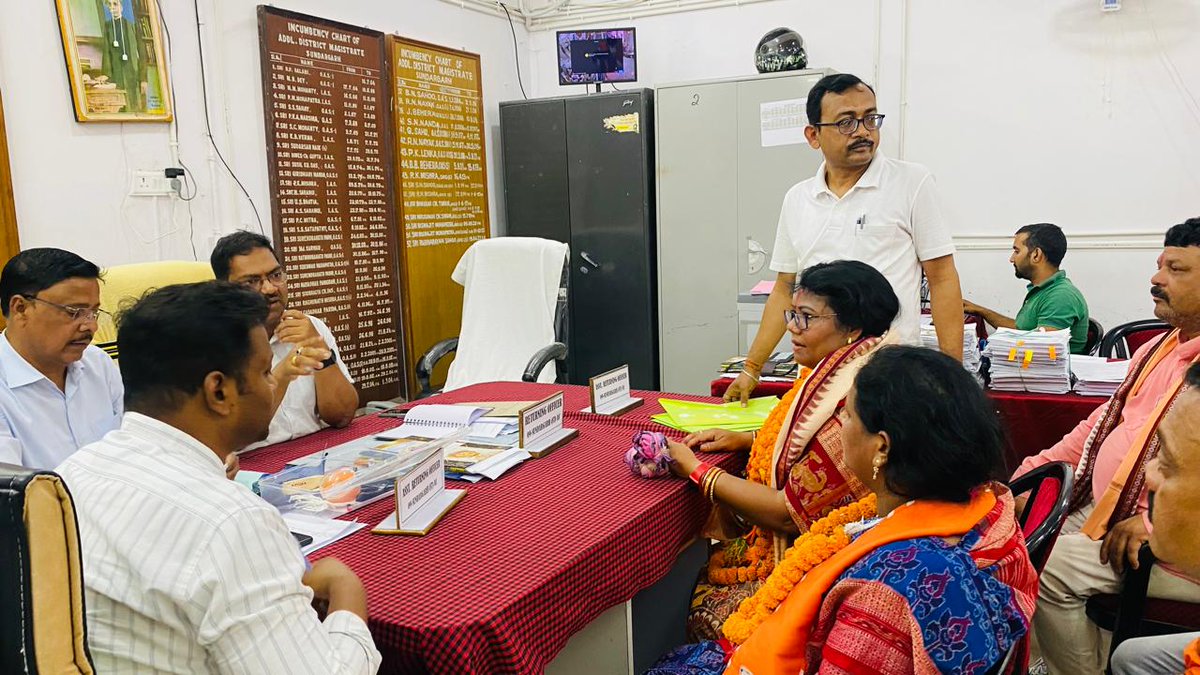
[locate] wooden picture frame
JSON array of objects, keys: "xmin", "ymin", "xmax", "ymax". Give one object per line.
[{"xmin": 55, "ymin": 0, "xmax": 173, "ymax": 122}]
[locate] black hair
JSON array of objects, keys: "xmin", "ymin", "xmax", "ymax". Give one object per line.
[
  {"xmin": 0, "ymin": 248, "xmax": 101, "ymax": 318},
  {"xmin": 210, "ymin": 231, "xmax": 276, "ymax": 281},
  {"xmin": 797, "ymin": 260, "xmax": 899, "ymax": 338},
  {"xmin": 1188, "ymin": 363, "xmax": 1200, "ymax": 389},
  {"xmin": 118, "ymin": 282, "xmax": 268, "ymax": 414},
  {"xmin": 852, "ymin": 346, "xmax": 1004, "ymax": 503},
  {"xmin": 1015, "ymin": 223, "xmax": 1068, "ymax": 267},
  {"xmin": 806, "ymin": 73, "xmax": 876, "ymax": 126},
  {"xmin": 1164, "ymin": 217, "xmax": 1200, "ymax": 249}
]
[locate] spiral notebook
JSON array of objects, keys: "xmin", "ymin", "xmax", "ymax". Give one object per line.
[{"xmin": 375, "ymin": 404, "xmax": 490, "ymax": 440}]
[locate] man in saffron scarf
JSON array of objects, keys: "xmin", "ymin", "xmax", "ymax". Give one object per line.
[
  {"xmin": 651, "ymin": 347, "xmax": 1036, "ymax": 674},
  {"xmin": 668, "ymin": 260, "xmax": 901, "ymax": 640},
  {"xmin": 1110, "ymin": 363, "xmax": 1200, "ymax": 675},
  {"xmin": 1012, "ymin": 217, "xmax": 1200, "ymax": 675}
]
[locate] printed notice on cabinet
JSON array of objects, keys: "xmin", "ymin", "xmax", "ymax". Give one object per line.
[{"xmin": 760, "ymin": 97, "xmax": 807, "ymax": 148}]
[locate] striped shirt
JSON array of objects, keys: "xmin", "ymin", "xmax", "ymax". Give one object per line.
[{"xmin": 56, "ymin": 413, "xmax": 381, "ymax": 674}]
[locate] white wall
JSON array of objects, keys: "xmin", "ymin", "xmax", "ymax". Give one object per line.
[
  {"xmin": 0, "ymin": 0, "xmax": 531, "ymax": 268},
  {"xmin": 3, "ymin": 0, "xmax": 1198, "ymax": 326},
  {"xmin": 526, "ymin": 0, "xmax": 1200, "ymax": 328}
]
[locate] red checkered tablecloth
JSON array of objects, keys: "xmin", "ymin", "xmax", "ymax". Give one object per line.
[{"xmin": 239, "ymin": 382, "xmax": 744, "ymax": 674}]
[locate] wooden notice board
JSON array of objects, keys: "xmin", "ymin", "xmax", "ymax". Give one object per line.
[
  {"xmin": 258, "ymin": 7, "xmax": 406, "ymax": 402},
  {"xmin": 389, "ymin": 36, "xmax": 489, "ymax": 393}
]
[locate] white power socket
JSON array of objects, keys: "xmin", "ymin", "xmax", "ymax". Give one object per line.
[{"xmin": 130, "ymin": 170, "xmax": 175, "ymax": 196}]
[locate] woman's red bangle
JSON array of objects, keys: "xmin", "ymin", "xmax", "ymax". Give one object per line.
[{"xmin": 689, "ymin": 462, "xmax": 713, "ymax": 486}]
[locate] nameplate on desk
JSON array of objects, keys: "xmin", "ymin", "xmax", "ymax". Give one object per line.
[
  {"xmin": 582, "ymin": 364, "xmax": 644, "ymax": 416},
  {"xmin": 519, "ymin": 392, "xmax": 577, "ymax": 459},
  {"xmin": 397, "ymin": 450, "xmax": 445, "ymax": 522}
]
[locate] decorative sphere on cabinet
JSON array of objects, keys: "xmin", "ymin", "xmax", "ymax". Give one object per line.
[{"xmin": 755, "ymin": 28, "xmax": 807, "ymax": 73}]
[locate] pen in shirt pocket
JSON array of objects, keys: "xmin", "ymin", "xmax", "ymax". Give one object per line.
[{"xmin": 856, "ymin": 214, "xmax": 866, "ymax": 231}]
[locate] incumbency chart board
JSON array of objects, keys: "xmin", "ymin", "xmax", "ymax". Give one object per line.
[
  {"xmin": 258, "ymin": 6, "xmax": 406, "ymax": 402},
  {"xmin": 389, "ymin": 36, "xmax": 489, "ymax": 394}
]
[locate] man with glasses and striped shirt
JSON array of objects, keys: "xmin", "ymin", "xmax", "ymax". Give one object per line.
[
  {"xmin": 57, "ymin": 282, "xmax": 380, "ymax": 674},
  {"xmin": 0, "ymin": 247, "xmax": 122, "ymax": 468}
]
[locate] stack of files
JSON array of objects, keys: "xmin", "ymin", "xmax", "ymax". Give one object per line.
[
  {"xmin": 1071, "ymin": 355, "xmax": 1130, "ymax": 397},
  {"xmin": 443, "ymin": 442, "xmax": 530, "ymax": 483},
  {"xmin": 652, "ymin": 397, "xmax": 778, "ymax": 433},
  {"xmin": 920, "ymin": 319, "xmax": 982, "ymax": 379},
  {"xmin": 377, "ymin": 404, "xmax": 519, "ymax": 445},
  {"xmin": 716, "ymin": 352, "xmax": 798, "ymax": 381},
  {"xmin": 984, "ymin": 328, "xmax": 1073, "ymax": 394}
]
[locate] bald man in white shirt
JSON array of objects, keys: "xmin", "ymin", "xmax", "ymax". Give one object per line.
[{"xmin": 57, "ymin": 282, "xmax": 379, "ymax": 674}]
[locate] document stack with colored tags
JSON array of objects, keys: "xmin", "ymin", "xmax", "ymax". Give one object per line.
[{"xmin": 984, "ymin": 328, "xmax": 1073, "ymax": 394}]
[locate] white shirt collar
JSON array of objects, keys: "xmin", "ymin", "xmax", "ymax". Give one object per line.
[
  {"xmin": 0, "ymin": 331, "xmax": 86, "ymax": 389},
  {"xmin": 121, "ymin": 411, "xmax": 226, "ymax": 477},
  {"xmin": 811, "ymin": 151, "xmax": 887, "ymax": 199}
]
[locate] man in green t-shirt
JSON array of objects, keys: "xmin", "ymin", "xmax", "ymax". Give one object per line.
[{"xmin": 964, "ymin": 223, "xmax": 1091, "ymax": 353}]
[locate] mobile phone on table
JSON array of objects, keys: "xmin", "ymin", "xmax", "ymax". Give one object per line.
[{"xmin": 291, "ymin": 531, "xmax": 314, "ymax": 548}]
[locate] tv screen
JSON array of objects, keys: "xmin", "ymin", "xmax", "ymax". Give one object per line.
[{"xmin": 556, "ymin": 28, "xmax": 637, "ymax": 85}]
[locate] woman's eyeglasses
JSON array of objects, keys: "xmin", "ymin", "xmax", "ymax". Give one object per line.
[{"xmin": 784, "ymin": 309, "xmax": 837, "ymax": 330}]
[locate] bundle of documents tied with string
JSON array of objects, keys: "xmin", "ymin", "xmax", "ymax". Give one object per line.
[
  {"xmin": 984, "ymin": 328, "xmax": 1072, "ymax": 394},
  {"xmin": 652, "ymin": 397, "xmax": 779, "ymax": 433}
]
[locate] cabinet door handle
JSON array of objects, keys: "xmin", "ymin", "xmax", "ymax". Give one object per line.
[
  {"xmin": 581, "ymin": 252, "xmax": 600, "ymax": 269},
  {"xmin": 747, "ymin": 239, "xmax": 767, "ymax": 274}
]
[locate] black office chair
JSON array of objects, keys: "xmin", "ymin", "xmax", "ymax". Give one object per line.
[
  {"xmin": 415, "ymin": 242, "xmax": 571, "ymax": 399},
  {"xmin": 1099, "ymin": 319, "xmax": 1170, "ymax": 359},
  {"xmin": 1084, "ymin": 318, "xmax": 1105, "ymax": 355},
  {"xmin": 0, "ymin": 464, "xmax": 94, "ymax": 674}
]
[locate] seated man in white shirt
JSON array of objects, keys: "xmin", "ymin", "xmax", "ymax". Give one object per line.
[
  {"xmin": 57, "ymin": 281, "xmax": 380, "ymax": 674},
  {"xmin": 210, "ymin": 231, "xmax": 358, "ymax": 449},
  {"xmin": 0, "ymin": 247, "xmax": 122, "ymax": 468}
]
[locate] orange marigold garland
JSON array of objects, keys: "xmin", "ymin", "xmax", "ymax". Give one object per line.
[
  {"xmin": 705, "ymin": 371, "xmax": 810, "ymax": 586},
  {"xmin": 721, "ymin": 493, "xmax": 878, "ymax": 645}
]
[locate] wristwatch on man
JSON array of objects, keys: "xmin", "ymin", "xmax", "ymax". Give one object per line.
[{"xmin": 320, "ymin": 350, "xmax": 337, "ymax": 369}]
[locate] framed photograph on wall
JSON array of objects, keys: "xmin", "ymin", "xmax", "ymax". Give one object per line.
[{"xmin": 55, "ymin": 0, "xmax": 173, "ymax": 122}]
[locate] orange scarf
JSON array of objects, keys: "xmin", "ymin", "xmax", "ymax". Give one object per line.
[{"xmin": 724, "ymin": 489, "xmax": 998, "ymax": 675}]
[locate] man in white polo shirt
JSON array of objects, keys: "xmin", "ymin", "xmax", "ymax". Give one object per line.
[
  {"xmin": 210, "ymin": 231, "xmax": 358, "ymax": 450},
  {"xmin": 724, "ymin": 73, "xmax": 963, "ymax": 404}
]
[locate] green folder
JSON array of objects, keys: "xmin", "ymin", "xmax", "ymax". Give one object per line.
[{"xmin": 652, "ymin": 396, "xmax": 779, "ymax": 432}]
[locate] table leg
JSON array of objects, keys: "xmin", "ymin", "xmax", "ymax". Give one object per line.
[{"xmin": 546, "ymin": 539, "xmax": 708, "ymax": 674}]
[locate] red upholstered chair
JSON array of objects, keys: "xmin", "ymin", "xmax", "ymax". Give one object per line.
[
  {"xmin": 1086, "ymin": 545, "xmax": 1200, "ymax": 673},
  {"xmin": 1098, "ymin": 319, "xmax": 1170, "ymax": 359},
  {"xmin": 1009, "ymin": 461, "xmax": 1074, "ymax": 573}
]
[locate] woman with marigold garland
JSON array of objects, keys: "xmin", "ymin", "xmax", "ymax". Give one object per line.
[
  {"xmin": 653, "ymin": 346, "xmax": 1038, "ymax": 675},
  {"xmin": 668, "ymin": 260, "xmax": 901, "ymax": 641}
]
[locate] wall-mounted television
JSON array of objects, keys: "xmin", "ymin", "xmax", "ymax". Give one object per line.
[{"xmin": 556, "ymin": 27, "xmax": 637, "ymax": 85}]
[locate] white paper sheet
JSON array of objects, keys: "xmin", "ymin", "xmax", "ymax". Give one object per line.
[
  {"xmin": 281, "ymin": 511, "xmax": 366, "ymax": 555},
  {"xmin": 760, "ymin": 98, "xmax": 808, "ymax": 148}
]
